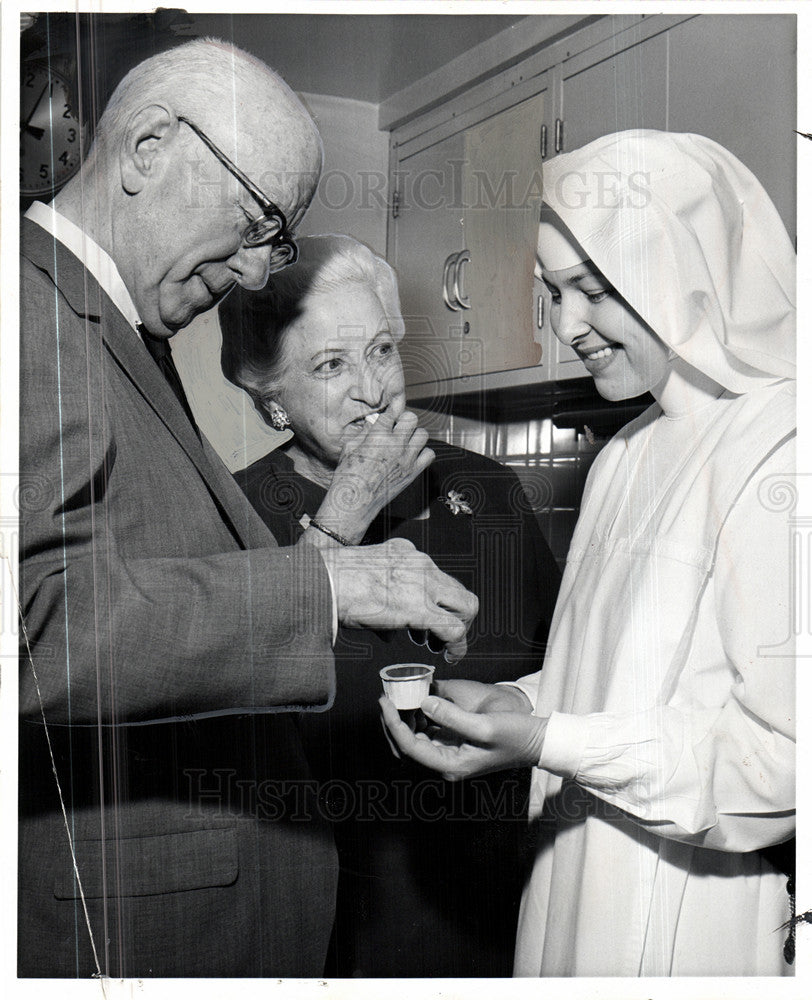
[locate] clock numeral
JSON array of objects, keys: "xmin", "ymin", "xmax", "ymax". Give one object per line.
[
  {"xmin": 59, "ymin": 151, "xmax": 70, "ymax": 166},
  {"xmin": 67, "ymin": 128, "xmax": 76, "ymax": 143},
  {"xmin": 62, "ymin": 105, "xmax": 72, "ymax": 119},
  {"xmin": 24, "ymin": 71, "xmax": 35, "ymax": 87},
  {"xmin": 39, "ymin": 164, "xmax": 49, "ymax": 180}
]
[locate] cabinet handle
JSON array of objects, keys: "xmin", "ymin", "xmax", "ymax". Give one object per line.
[
  {"xmin": 443, "ymin": 252, "xmax": 462, "ymax": 312},
  {"xmin": 540, "ymin": 123, "xmax": 548, "ymax": 160},
  {"xmin": 537, "ymin": 294, "xmax": 544, "ymax": 330},
  {"xmin": 453, "ymin": 250, "xmax": 471, "ymax": 310},
  {"xmin": 554, "ymin": 118, "xmax": 564, "ymax": 154}
]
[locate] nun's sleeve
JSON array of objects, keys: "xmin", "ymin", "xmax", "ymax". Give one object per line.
[{"xmin": 536, "ymin": 435, "xmax": 795, "ymax": 853}]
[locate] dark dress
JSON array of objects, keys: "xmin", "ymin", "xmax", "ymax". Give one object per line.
[{"xmin": 236, "ymin": 440, "xmax": 560, "ymax": 977}]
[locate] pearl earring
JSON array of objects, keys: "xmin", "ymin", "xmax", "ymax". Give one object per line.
[{"xmin": 270, "ymin": 407, "xmax": 291, "ymax": 431}]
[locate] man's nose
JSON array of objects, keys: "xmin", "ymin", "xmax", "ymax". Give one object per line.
[
  {"xmin": 552, "ymin": 296, "xmax": 590, "ymax": 348},
  {"xmin": 228, "ymin": 244, "xmax": 272, "ymax": 291}
]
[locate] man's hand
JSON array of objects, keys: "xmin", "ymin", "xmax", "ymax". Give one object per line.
[
  {"xmin": 315, "ymin": 537, "xmax": 478, "ymax": 662},
  {"xmin": 313, "ymin": 411, "xmax": 434, "ymax": 544},
  {"xmin": 379, "ymin": 688, "xmax": 546, "ymax": 780}
]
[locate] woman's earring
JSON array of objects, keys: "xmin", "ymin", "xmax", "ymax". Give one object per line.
[{"xmin": 270, "ymin": 407, "xmax": 291, "ymax": 431}]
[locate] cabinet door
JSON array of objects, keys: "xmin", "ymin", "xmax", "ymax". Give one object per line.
[
  {"xmin": 666, "ymin": 14, "xmax": 796, "ymax": 241},
  {"xmin": 547, "ymin": 25, "xmax": 670, "ymax": 381},
  {"xmin": 461, "ymin": 91, "xmax": 545, "ymax": 377},
  {"xmin": 559, "ymin": 26, "xmax": 669, "ymax": 155},
  {"xmin": 391, "ymin": 130, "xmax": 467, "ymax": 389}
]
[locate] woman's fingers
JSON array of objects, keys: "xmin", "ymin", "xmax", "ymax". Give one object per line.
[
  {"xmin": 379, "ymin": 696, "xmax": 493, "ymax": 781},
  {"xmin": 379, "ymin": 696, "xmax": 470, "ymax": 771},
  {"xmin": 419, "ymin": 695, "xmax": 492, "ymax": 744},
  {"xmin": 344, "ymin": 410, "xmax": 431, "ymax": 486},
  {"xmin": 433, "ymin": 679, "xmax": 496, "ymax": 712}
]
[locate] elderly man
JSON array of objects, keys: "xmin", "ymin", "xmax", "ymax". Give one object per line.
[{"xmin": 19, "ymin": 38, "xmax": 476, "ymax": 979}]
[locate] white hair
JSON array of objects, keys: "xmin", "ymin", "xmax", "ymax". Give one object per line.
[{"xmin": 220, "ymin": 234, "xmax": 405, "ymax": 411}]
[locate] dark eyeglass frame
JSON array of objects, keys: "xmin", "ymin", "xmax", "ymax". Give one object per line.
[{"xmin": 177, "ymin": 115, "xmax": 298, "ymax": 271}]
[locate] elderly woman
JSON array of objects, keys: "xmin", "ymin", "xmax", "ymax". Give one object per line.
[
  {"xmin": 219, "ymin": 234, "xmax": 560, "ymax": 977},
  {"xmin": 383, "ymin": 131, "xmax": 796, "ymax": 977}
]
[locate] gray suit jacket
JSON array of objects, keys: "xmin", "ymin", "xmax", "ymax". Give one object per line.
[{"xmin": 18, "ymin": 218, "xmax": 339, "ymax": 978}]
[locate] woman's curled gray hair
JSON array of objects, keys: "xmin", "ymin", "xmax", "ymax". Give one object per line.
[{"xmin": 219, "ymin": 234, "xmax": 405, "ymax": 419}]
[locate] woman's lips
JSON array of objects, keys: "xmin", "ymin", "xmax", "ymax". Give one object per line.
[
  {"xmin": 348, "ymin": 410, "xmax": 383, "ymax": 429},
  {"xmin": 579, "ymin": 342, "xmax": 621, "ymax": 374}
]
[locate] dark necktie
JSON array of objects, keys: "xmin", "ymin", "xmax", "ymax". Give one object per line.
[{"xmin": 138, "ymin": 324, "xmax": 199, "ymax": 432}]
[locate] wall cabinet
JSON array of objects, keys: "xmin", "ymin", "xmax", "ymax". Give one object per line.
[
  {"xmin": 386, "ymin": 13, "xmax": 796, "ymax": 402},
  {"xmin": 390, "ymin": 85, "xmax": 550, "ymax": 401}
]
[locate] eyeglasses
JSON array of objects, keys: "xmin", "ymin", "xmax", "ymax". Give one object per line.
[{"xmin": 177, "ymin": 115, "xmax": 298, "ymax": 273}]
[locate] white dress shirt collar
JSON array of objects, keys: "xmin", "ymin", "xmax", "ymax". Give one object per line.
[{"xmin": 25, "ymin": 200, "xmax": 143, "ymax": 335}]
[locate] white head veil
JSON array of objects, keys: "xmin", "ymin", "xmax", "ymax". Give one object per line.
[{"xmin": 539, "ymin": 130, "xmax": 795, "ymax": 393}]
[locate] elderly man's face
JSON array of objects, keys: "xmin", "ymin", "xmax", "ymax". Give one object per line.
[{"xmin": 125, "ymin": 112, "xmax": 317, "ymax": 337}]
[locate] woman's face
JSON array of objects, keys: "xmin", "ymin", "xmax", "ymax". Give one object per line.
[
  {"xmin": 273, "ymin": 282, "xmax": 406, "ymax": 469},
  {"xmin": 538, "ymin": 253, "xmax": 670, "ymax": 401}
]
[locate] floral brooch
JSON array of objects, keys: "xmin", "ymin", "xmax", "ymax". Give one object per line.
[{"xmin": 439, "ymin": 489, "xmax": 473, "ymax": 516}]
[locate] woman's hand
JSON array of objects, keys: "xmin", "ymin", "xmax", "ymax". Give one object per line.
[
  {"xmin": 379, "ymin": 685, "xmax": 546, "ymax": 781},
  {"xmin": 312, "ymin": 410, "xmax": 434, "ymax": 544},
  {"xmin": 432, "ymin": 679, "xmax": 534, "ymax": 715}
]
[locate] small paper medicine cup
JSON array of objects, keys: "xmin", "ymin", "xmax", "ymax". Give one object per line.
[{"xmin": 379, "ymin": 663, "xmax": 435, "ymax": 710}]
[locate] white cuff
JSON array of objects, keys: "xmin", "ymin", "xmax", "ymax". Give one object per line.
[
  {"xmin": 496, "ymin": 672, "xmax": 541, "ymax": 711},
  {"xmin": 539, "ymin": 711, "xmax": 590, "ymax": 777},
  {"xmin": 318, "ymin": 550, "xmax": 339, "ymax": 645}
]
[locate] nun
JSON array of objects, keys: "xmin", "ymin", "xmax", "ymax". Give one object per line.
[{"xmin": 382, "ymin": 130, "xmax": 796, "ymax": 977}]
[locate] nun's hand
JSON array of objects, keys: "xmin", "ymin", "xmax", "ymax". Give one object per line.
[
  {"xmin": 379, "ymin": 691, "xmax": 547, "ymax": 781},
  {"xmin": 431, "ymin": 679, "xmax": 534, "ymax": 716},
  {"xmin": 314, "ymin": 410, "xmax": 434, "ymax": 544}
]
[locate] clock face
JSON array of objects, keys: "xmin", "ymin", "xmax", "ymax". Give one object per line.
[{"xmin": 20, "ymin": 62, "xmax": 88, "ymax": 197}]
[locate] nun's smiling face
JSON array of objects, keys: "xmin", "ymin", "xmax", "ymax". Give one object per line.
[{"xmin": 537, "ymin": 224, "xmax": 670, "ymax": 401}]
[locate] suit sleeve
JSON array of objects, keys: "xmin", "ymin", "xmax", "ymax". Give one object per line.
[{"xmin": 19, "ymin": 259, "xmax": 335, "ymax": 726}]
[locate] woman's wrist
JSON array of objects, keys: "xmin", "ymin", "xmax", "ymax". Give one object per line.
[
  {"xmin": 308, "ymin": 519, "xmax": 351, "ymax": 546},
  {"xmin": 526, "ymin": 714, "xmax": 549, "ymax": 768},
  {"xmin": 312, "ymin": 492, "xmax": 373, "ymax": 546}
]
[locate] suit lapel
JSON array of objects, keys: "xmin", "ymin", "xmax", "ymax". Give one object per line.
[{"xmin": 21, "ymin": 217, "xmax": 274, "ymax": 551}]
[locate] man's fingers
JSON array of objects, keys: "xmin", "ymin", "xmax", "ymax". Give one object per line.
[
  {"xmin": 419, "ymin": 609, "xmax": 468, "ymax": 662},
  {"xmin": 434, "ymin": 577, "xmax": 479, "ymax": 626}
]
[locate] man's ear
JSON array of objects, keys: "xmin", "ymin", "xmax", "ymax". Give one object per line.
[{"xmin": 120, "ymin": 104, "xmax": 176, "ymax": 195}]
